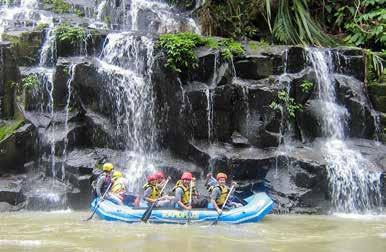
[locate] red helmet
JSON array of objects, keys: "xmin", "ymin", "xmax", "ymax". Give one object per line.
[
  {"xmin": 154, "ymin": 171, "xmax": 164, "ymax": 179},
  {"xmin": 181, "ymin": 172, "xmax": 193, "ymax": 181},
  {"xmin": 147, "ymin": 174, "xmax": 157, "ymax": 182},
  {"xmin": 216, "ymin": 172, "xmax": 228, "ymax": 180}
]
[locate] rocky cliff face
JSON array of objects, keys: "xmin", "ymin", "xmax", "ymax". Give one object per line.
[{"xmin": 0, "ymin": 0, "xmax": 385, "ymax": 213}]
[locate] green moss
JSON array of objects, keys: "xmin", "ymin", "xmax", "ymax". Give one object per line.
[
  {"xmin": 0, "ymin": 120, "xmax": 24, "ymax": 142},
  {"xmin": 248, "ymin": 39, "xmax": 270, "ymax": 51},
  {"xmin": 2, "ymin": 31, "xmax": 43, "ymax": 66},
  {"xmin": 157, "ymin": 32, "xmax": 245, "ymax": 72},
  {"xmin": 54, "ymin": 23, "xmax": 86, "ymax": 46}
]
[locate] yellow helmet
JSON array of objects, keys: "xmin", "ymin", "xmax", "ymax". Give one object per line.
[
  {"xmin": 102, "ymin": 163, "xmax": 114, "ymax": 172},
  {"xmin": 112, "ymin": 171, "xmax": 123, "ymax": 179}
]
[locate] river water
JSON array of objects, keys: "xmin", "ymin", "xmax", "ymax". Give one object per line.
[{"xmin": 0, "ymin": 212, "xmax": 385, "ymax": 251}]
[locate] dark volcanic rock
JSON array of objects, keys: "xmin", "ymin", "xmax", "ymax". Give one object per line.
[
  {"xmin": 2, "ymin": 30, "xmax": 45, "ymax": 66},
  {"xmin": 335, "ymin": 74, "xmax": 375, "ymax": 138},
  {"xmin": 190, "ymin": 140, "xmax": 331, "ymax": 213},
  {"xmin": 0, "ymin": 175, "xmax": 26, "ymax": 205},
  {"xmin": 333, "ymin": 47, "xmax": 365, "ymax": 82},
  {"xmin": 0, "ymin": 123, "xmax": 36, "ymax": 174},
  {"xmin": 0, "ymin": 42, "xmax": 20, "ymax": 119}
]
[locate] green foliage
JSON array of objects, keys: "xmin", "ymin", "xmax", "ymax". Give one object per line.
[
  {"xmin": 158, "ymin": 32, "xmax": 206, "ymax": 73},
  {"xmin": 271, "ymin": 0, "xmax": 336, "ymax": 46},
  {"xmin": 196, "ymin": 0, "xmax": 260, "ymax": 39},
  {"xmin": 11, "ymin": 75, "xmax": 39, "ymax": 94},
  {"xmin": 34, "ymin": 23, "xmax": 49, "ymax": 31},
  {"xmin": 21, "ymin": 75, "xmax": 39, "ymax": 90},
  {"xmin": 74, "ymin": 9, "xmax": 84, "ymax": 17},
  {"xmin": 54, "ymin": 23, "xmax": 86, "ymax": 46},
  {"xmin": 334, "ymin": 0, "xmax": 386, "ymax": 48},
  {"xmin": 300, "ymin": 80, "xmax": 314, "ymax": 93},
  {"xmin": 157, "ymin": 32, "xmax": 245, "ymax": 72},
  {"xmin": 0, "ymin": 120, "xmax": 24, "ymax": 142},
  {"xmin": 218, "ymin": 38, "xmax": 245, "ymax": 60},
  {"xmin": 366, "ymin": 49, "xmax": 385, "ymax": 84},
  {"xmin": 45, "ymin": 0, "xmax": 71, "ymax": 14},
  {"xmin": 270, "ymin": 90, "xmax": 303, "ymax": 118}
]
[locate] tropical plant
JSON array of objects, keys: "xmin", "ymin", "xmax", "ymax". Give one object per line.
[
  {"xmin": 270, "ymin": 90, "xmax": 303, "ymax": 118},
  {"xmin": 270, "ymin": 0, "xmax": 336, "ymax": 46},
  {"xmin": 54, "ymin": 23, "xmax": 86, "ymax": 46},
  {"xmin": 300, "ymin": 80, "xmax": 314, "ymax": 93},
  {"xmin": 21, "ymin": 75, "xmax": 39, "ymax": 89},
  {"xmin": 365, "ymin": 49, "xmax": 385, "ymax": 84},
  {"xmin": 332, "ymin": 0, "xmax": 385, "ymax": 49},
  {"xmin": 157, "ymin": 32, "xmax": 245, "ymax": 72}
]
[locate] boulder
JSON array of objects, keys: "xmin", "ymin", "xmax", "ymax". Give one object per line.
[
  {"xmin": 56, "ymin": 28, "xmax": 106, "ymax": 58},
  {"xmin": 2, "ymin": 30, "xmax": 45, "ymax": 66},
  {"xmin": 0, "ymin": 42, "xmax": 20, "ymax": 119},
  {"xmin": 0, "ymin": 175, "xmax": 26, "ymax": 205},
  {"xmin": 0, "ymin": 122, "xmax": 36, "ymax": 174},
  {"xmin": 335, "ymin": 74, "xmax": 376, "ymax": 138},
  {"xmin": 332, "ymin": 47, "xmax": 365, "ymax": 82}
]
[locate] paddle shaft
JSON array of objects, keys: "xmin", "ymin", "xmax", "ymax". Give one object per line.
[
  {"xmin": 141, "ymin": 178, "xmax": 170, "ymax": 223},
  {"xmin": 85, "ymin": 181, "xmax": 113, "ymax": 221},
  {"xmin": 187, "ymin": 180, "xmax": 193, "ymax": 224},
  {"xmin": 212, "ymin": 185, "xmax": 235, "ymax": 225}
]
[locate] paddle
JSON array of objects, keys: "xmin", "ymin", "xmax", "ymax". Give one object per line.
[
  {"xmin": 211, "ymin": 185, "xmax": 235, "ymax": 225},
  {"xmin": 187, "ymin": 179, "xmax": 193, "ymax": 224},
  {"xmin": 84, "ymin": 181, "xmax": 113, "ymax": 221},
  {"xmin": 141, "ymin": 178, "xmax": 170, "ymax": 223}
]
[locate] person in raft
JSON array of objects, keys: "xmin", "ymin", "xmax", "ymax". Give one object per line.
[
  {"xmin": 143, "ymin": 174, "xmax": 174, "ymax": 207},
  {"xmin": 209, "ymin": 172, "xmax": 242, "ymax": 214},
  {"xmin": 173, "ymin": 172, "xmax": 208, "ymax": 210},
  {"xmin": 109, "ymin": 171, "xmax": 138, "ymax": 206},
  {"xmin": 94, "ymin": 162, "xmax": 114, "ymax": 197}
]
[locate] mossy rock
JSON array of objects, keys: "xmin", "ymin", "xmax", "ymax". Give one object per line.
[
  {"xmin": 371, "ymin": 95, "xmax": 386, "ymax": 113},
  {"xmin": 2, "ymin": 30, "xmax": 45, "ymax": 66},
  {"xmin": 0, "ymin": 43, "xmax": 20, "ymax": 119},
  {"xmin": 368, "ymin": 83, "xmax": 386, "ymax": 97},
  {"xmin": 380, "ymin": 113, "xmax": 386, "ymax": 126},
  {"xmin": 0, "ymin": 120, "xmax": 24, "ymax": 142}
]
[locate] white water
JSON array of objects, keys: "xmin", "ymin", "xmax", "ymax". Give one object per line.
[
  {"xmin": 39, "ymin": 26, "xmax": 56, "ymax": 67},
  {"xmin": 129, "ymin": 0, "xmax": 200, "ymax": 33},
  {"xmin": 307, "ymin": 48, "xmax": 382, "ymax": 213},
  {"xmin": 96, "ymin": 0, "xmax": 107, "ymax": 21},
  {"xmin": 61, "ymin": 64, "xmax": 77, "ymax": 181},
  {"xmin": 98, "ymin": 32, "xmax": 157, "ymax": 190},
  {"xmin": 0, "ymin": 0, "xmax": 51, "ymax": 39}
]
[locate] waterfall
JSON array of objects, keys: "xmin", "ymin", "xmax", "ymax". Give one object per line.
[
  {"xmin": 206, "ymin": 88, "xmax": 214, "ymax": 141},
  {"xmin": 61, "ymin": 64, "xmax": 77, "ymax": 181},
  {"xmin": 39, "ymin": 27, "xmax": 57, "ymax": 67},
  {"xmin": 96, "ymin": 0, "xmax": 107, "ymax": 21},
  {"xmin": 97, "ymin": 32, "xmax": 157, "ymax": 190},
  {"xmin": 128, "ymin": 0, "xmax": 200, "ymax": 33},
  {"xmin": 307, "ymin": 48, "xmax": 382, "ymax": 213}
]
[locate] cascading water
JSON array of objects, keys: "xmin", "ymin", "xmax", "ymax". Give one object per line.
[
  {"xmin": 39, "ymin": 26, "xmax": 57, "ymax": 67},
  {"xmin": 97, "ymin": 32, "xmax": 158, "ymax": 190},
  {"xmin": 129, "ymin": 0, "xmax": 200, "ymax": 33},
  {"xmin": 61, "ymin": 64, "xmax": 77, "ymax": 181},
  {"xmin": 307, "ymin": 48, "xmax": 382, "ymax": 213}
]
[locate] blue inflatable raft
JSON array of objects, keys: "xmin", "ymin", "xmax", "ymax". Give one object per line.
[{"xmin": 91, "ymin": 192, "xmax": 273, "ymax": 224}]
